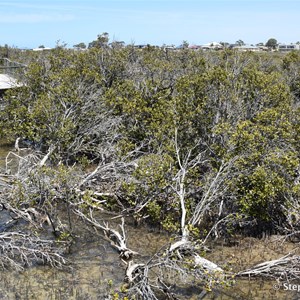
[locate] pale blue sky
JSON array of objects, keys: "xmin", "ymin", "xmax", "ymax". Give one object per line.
[{"xmin": 0, "ymin": 0, "xmax": 299, "ymax": 48}]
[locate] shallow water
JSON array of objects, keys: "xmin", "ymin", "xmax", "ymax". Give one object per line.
[
  {"xmin": 0, "ymin": 223, "xmax": 170, "ymax": 300},
  {"xmin": 0, "ymin": 142, "xmax": 299, "ymax": 299},
  {"xmin": 205, "ymin": 237, "xmax": 300, "ymax": 299},
  {"xmin": 0, "ymin": 140, "xmax": 13, "ymax": 169},
  {"xmin": 0, "ymin": 228, "xmax": 299, "ymax": 299}
]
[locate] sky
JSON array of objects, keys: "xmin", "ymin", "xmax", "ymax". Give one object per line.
[{"xmin": 0, "ymin": 0, "xmax": 299, "ymax": 49}]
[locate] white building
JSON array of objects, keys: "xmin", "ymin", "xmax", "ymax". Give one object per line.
[
  {"xmin": 201, "ymin": 42, "xmax": 223, "ymax": 50},
  {"xmin": 232, "ymin": 45, "xmax": 260, "ymax": 52},
  {"xmin": 32, "ymin": 47, "xmax": 52, "ymax": 51},
  {"xmin": 278, "ymin": 44, "xmax": 300, "ymax": 51}
]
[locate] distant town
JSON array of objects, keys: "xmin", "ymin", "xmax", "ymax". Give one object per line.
[
  {"xmin": 29, "ymin": 39, "xmax": 300, "ymax": 53},
  {"xmin": 2, "ymin": 34, "xmax": 300, "ymax": 53}
]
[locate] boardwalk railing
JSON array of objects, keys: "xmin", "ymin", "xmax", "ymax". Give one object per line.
[{"xmin": 0, "ymin": 58, "xmax": 27, "ymax": 79}]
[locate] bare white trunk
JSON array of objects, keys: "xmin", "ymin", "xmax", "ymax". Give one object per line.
[{"xmin": 39, "ymin": 146, "xmax": 55, "ymax": 167}]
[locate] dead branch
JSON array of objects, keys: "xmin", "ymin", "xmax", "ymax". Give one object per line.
[
  {"xmin": 125, "ymin": 260, "xmax": 146, "ymax": 283},
  {"xmin": 73, "ymin": 208, "xmax": 139, "ymax": 261},
  {"xmin": 190, "ymin": 159, "xmax": 234, "ymax": 227},
  {"xmin": 39, "ymin": 145, "xmax": 56, "ymax": 167},
  {"xmin": 194, "ymin": 254, "xmax": 224, "ymax": 273},
  {"xmin": 167, "ymin": 237, "xmax": 224, "ymax": 274},
  {"xmin": 0, "ymin": 232, "xmax": 67, "ymax": 270},
  {"xmin": 3, "ymin": 203, "xmax": 52, "ymax": 228},
  {"xmin": 238, "ymin": 253, "xmax": 300, "ymax": 281},
  {"xmin": 172, "ymin": 128, "xmax": 208, "ymax": 240}
]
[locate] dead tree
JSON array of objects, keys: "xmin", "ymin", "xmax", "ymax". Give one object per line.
[{"xmin": 70, "ymin": 128, "xmax": 228, "ymax": 299}]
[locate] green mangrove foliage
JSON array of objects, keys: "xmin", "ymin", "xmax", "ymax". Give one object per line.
[{"xmin": 1, "ymin": 46, "xmax": 300, "ymax": 237}]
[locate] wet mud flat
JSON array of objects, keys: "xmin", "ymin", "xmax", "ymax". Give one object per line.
[{"xmin": 0, "ymin": 229, "xmax": 299, "ymax": 299}]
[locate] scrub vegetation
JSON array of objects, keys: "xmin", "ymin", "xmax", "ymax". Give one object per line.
[{"xmin": 1, "ymin": 38, "xmax": 300, "ymax": 299}]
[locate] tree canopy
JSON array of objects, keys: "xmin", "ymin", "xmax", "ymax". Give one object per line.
[{"xmin": 266, "ymin": 38, "xmax": 278, "ymax": 49}]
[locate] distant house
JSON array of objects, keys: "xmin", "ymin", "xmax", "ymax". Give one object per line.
[
  {"xmin": 188, "ymin": 44, "xmax": 201, "ymax": 50},
  {"xmin": 258, "ymin": 46, "xmax": 269, "ymax": 51},
  {"xmin": 163, "ymin": 45, "xmax": 176, "ymax": 51},
  {"xmin": 133, "ymin": 44, "xmax": 147, "ymax": 49},
  {"xmin": 278, "ymin": 44, "xmax": 300, "ymax": 52},
  {"xmin": 176, "ymin": 44, "xmax": 185, "ymax": 50},
  {"xmin": 201, "ymin": 42, "xmax": 223, "ymax": 50},
  {"xmin": 32, "ymin": 47, "xmax": 52, "ymax": 51},
  {"xmin": 232, "ymin": 45, "xmax": 260, "ymax": 52}
]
